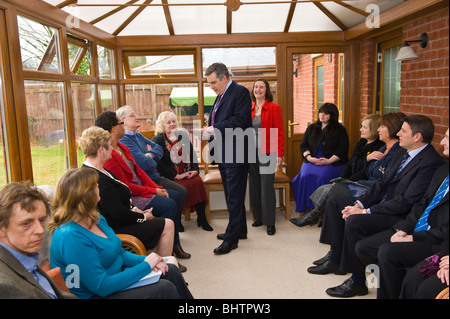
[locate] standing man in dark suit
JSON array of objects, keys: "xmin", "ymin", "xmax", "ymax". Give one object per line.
[
  {"xmin": 307, "ymin": 115, "xmax": 444, "ymax": 297},
  {"xmin": 203, "ymin": 63, "xmax": 252, "ymax": 255},
  {"xmin": 356, "ymin": 128, "xmax": 449, "ymax": 299}
]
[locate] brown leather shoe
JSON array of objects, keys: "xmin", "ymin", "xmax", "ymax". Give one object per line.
[
  {"xmin": 173, "ymin": 244, "xmax": 191, "ymax": 259},
  {"xmin": 178, "ymin": 262, "xmax": 187, "ymax": 273}
]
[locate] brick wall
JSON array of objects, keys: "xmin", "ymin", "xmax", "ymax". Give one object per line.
[
  {"xmin": 359, "ymin": 10, "xmax": 449, "ymax": 149},
  {"xmin": 401, "ymin": 10, "xmax": 449, "ymax": 147},
  {"xmin": 293, "ymin": 53, "xmax": 340, "ymax": 133}
]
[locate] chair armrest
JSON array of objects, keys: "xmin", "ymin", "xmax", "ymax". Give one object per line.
[{"xmin": 117, "ymin": 234, "xmax": 147, "ymax": 256}]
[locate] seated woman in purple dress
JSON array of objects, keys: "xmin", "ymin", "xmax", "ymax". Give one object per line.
[{"xmin": 291, "ymin": 103, "xmax": 349, "ymax": 214}]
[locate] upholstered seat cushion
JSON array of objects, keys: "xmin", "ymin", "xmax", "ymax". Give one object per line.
[
  {"xmin": 274, "ymin": 170, "xmax": 290, "ymax": 182},
  {"xmin": 41, "ymin": 263, "xmax": 70, "ymax": 292},
  {"xmin": 203, "ymin": 170, "xmax": 222, "ymax": 184}
]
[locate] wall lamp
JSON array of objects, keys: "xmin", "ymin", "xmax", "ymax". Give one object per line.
[{"xmin": 395, "ymin": 33, "xmax": 428, "ymax": 62}]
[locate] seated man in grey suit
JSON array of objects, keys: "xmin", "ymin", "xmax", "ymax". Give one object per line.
[
  {"xmin": 0, "ymin": 182, "xmax": 76, "ymax": 299},
  {"xmin": 307, "ymin": 115, "xmax": 444, "ymax": 298}
]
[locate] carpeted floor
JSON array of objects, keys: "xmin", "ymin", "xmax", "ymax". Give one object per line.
[{"xmin": 178, "ymin": 203, "xmax": 376, "ymax": 299}]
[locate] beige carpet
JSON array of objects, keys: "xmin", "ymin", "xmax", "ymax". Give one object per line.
[{"xmin": 178, "ymin": 203, "xmax": 376, "ymax": 299}]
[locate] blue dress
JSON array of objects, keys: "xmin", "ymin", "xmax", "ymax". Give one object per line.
[{"xmin": 291, "ymin": 145, "xmax": 345, "ymax": 212}]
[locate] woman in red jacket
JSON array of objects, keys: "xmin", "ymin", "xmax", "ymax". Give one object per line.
[
  {"xmin": 248, "ymin": 79, "xmax": 285, "ymax": 235},
  {"xmin": 94, "ymin": 111, "xmax": 191, "ymax": 265}
]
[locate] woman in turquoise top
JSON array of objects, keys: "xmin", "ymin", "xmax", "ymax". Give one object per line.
[{"xmin": 48, "ymin": 168, "xmax": 192, "ymax": 299}]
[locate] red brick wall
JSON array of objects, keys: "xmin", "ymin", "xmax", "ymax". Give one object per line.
[
  {"xmin": 401, "ymin": 10, "xmax": 449, "ymax": 147},
  {"xmin": 360, "ymin": 39, "xmax": 375, "ymax": 118},
  {"xmin": 359, "ymin": 10, "xmax": 449, "ymax": 150},
  {"xmin": 293, "ymin": 53, "xmax": 340, "ymax": 133}
]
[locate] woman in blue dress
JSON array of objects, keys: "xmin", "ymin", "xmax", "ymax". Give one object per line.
[{"xmin": 291, "ymin": 103, "xmax": 349, "ymax": 214}]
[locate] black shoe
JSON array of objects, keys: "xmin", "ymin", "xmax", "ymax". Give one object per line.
[
  {"xmin": 307, "ymin": 260, "xmax": 347, "ymax": 275},
  {"xmin": 326, "ymin": 278, "xmax": 368, "ymax": 298},
  {"xmin": 197, "ymin": 219, "xmax": 213, "ymax": 231},
  {"xmin": 289, "ymin": 208, "xmax": 322, "ymax": 227},
  {"xmin": 213, "ymin": 241, "xmax": 238, "ymax": 255},
  {"xmin": 252, "ymin": 220, "xmax": 262, "ymax": 227},
  {"xmin": 267, "ymin": 225, "xmax": 276, "ymax": 235},
  {"xmin": 313, "ymin": 251, "xmax": 331, "ymax": 265},
  {"xmin": 217, "ymin": 233, "xmax": 247, "ymax": 240}
]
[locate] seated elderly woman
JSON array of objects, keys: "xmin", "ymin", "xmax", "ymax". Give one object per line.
[
  {"xmin": 77, "ymin": 126, "xmax": 174, "ymax": 258},
  {"xmin": 48, "ymin": 168, "xmax": 193, "ymax": 299},
  {"xmin": 152, "ymin": 111, "xmax": 212, "ymax": 231},
  {"xmin": 94, "ymin": 111, "xmax": 191, "ymax": 263},
  {"xmin": 291, "ymin": 103, "xmax": 349, "ymax": 215}
]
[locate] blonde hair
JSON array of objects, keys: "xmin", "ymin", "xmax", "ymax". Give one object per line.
[
  {"xmin": 47, "ymin": 168, "xmax": 100, "ymax": 233},
  {"xmin": 77, "ymin": 126, "xmax": 111, "ymax": 158},
  {"xmin": 155, "ymin": 111, "xmax": 177, "ymax": 134},
  {"xmin": 362, "ymin": 114, "xmax": 382, "ymax": 141}
]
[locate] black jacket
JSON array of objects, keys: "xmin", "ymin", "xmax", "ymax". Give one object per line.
[
  {"xmin": 341, "ymin": 138, "xmax": 385, "ymax": 180},
  {"xmin": 300, "ymin": 122, "xmax": 349, "ymax": 166}
]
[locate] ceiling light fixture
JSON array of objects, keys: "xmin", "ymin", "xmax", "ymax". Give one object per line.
[{"xmin": 395, "ymin": 33, "xmax": 428, "ymax": 62}]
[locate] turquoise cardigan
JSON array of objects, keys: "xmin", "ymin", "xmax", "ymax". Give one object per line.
[{"xmin": 50, "ymin": 215, "xmax": 151, "ymax": 299}]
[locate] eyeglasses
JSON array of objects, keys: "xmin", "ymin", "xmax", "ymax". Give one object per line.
[{"xmin": 124, "ymin": 113, "xmax": 137, "ymax": 118}]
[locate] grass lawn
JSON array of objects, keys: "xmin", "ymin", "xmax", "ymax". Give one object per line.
[{"xmin": 0, "ymin": 143, "xmax": 84, "ymax": 187}]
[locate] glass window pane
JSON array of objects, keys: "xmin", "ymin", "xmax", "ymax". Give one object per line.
[
  {"xmin": 127, "ymin": 54, "xmax": 195, "ymax": 77},
  {"xmin": 293, "ymin": 53, "xmax": 344, "ymax": 134},
  {"xmin": 202, "ymin": 47, "xmax": 276, "ymax": 76},
  {"xmin": 0, "ymin": 65, "xmax": 10, "ymax": 187},
  {"xmin": 232, "ymin": 1, "xmax": 290, "ymax": 33},
  {"xmin": 18, "ymin": 15, "xmax": 61, "ymax": 73},
  {"xmin": 99, "ymin": 84, "xmax": 117, "ymax": 112},
  {"xmin": 125, "ymin": 83, "xmax": 206, "ymax": 161},
  {"xmin": 67, "ymin": 34, "xmax": 92, "ymax": 76},
  {"xmin": 169, "ymin": 0, "xmax": 226, "ymax": 35},
  {"xmin": 97, "ymin": 45, "xmax": 115, "ymax": 79},
  {"xmin": 24, "ymin": 80, "xmax": 67, "ymax": 185},
  {"xmin": 71, "ymin": 83, "xmax": 96, "ymax": 167},
  {"xmin": 316, "ymin": 64, "xmax": 324, "ymax": 109},
  {"xmin": 382, "ymin": 46, "xmax": 401, "ymax": 114}
]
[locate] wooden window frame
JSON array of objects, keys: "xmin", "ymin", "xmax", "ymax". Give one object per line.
[
  {"xmin": 373, "ymin": 30, "xmax": 403, "ymax": 114},
  {"xmin": 123, "ymin": 49, "xmax": 198, "ymax": 80}
]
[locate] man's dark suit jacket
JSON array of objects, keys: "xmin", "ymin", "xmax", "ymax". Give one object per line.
[
  {"xmin": 357, "ymin": 144, "xmax": 444, "ymax": 216},
  {"xmin": 207, "ymin": 80, "xmax": 252, "ymax": 243},
  {"xmin": 0, "ymin": 246, "xmax": 76, "ymax": 299},
  {"xmin": 208, "ymin": 81, "xmax": 252, "ymax": 166},
  {"xmin": 394, "ymin": 162, "xmax": 449, "ymax": 248}
]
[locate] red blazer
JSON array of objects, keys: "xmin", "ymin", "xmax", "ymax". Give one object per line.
[
  {"xmin": 104, "ymin": 142, "xmax": 162, "ymax": 197},
  {"xmin": 251, "ymin": 100, "xmax": 285, "ymax": 156}
]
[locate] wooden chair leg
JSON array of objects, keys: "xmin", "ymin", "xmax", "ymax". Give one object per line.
[
  {"xmin": 183, "ymin": 208, "xmax": 191, "ymax": 221},
  {"xmin": 285, "ymin": 184, "xmax": 290, "ymax": 219}
]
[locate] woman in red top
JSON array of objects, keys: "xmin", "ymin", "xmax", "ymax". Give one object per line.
[
  {"xmin": 95, "ymin": 111, "xmax": 191, "ymax": 264},
  {"xmin": 249, "ymin": 79, "xmax": 285, "ymax": 235}
]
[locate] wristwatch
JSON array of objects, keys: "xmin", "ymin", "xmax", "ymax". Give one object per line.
[{"xmin": 362, "ymin": 209, "xmax": 367, "ymax": 214}]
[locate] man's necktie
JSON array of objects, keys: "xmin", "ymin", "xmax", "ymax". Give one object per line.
[
  {"xmin": 395, "ymin": 153, "xmax": 410, "ymax": 175},
  {"xmin": 414, "ymin": 174, "xmax": 449, "ymax": 232},
  {"xmin": 210, "ymin": 94, "xmax": 222, "ymax": 126}
]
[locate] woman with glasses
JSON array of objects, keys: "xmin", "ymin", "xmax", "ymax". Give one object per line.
[{"xmin": 94, "ymin": 112, "xmax": 191, "ymax": 270}]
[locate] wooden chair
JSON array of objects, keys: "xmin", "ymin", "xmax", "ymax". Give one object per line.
[
  {"xmin": 117, "ymin": 234, "xmax": 147, "ymax": 255},
  {"xmin": 436, "ymin": 287, "xmax": 449, "ymax": 299},
  {"xmin": 273, "ymin": 167, "xmax": 291, "ymax": 219},
  {"xmin": 203, "ymin": 163, "xmax": 291, "ymax": 222},
  {"xmin": 203, "ymin": 162, "xmax": 226, "ymax": 223}
]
